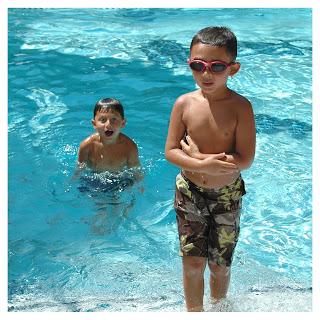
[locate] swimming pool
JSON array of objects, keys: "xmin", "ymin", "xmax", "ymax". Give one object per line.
[{"xmin": 8, "ymin": 8, "xmax": 312, "ymax": 311}]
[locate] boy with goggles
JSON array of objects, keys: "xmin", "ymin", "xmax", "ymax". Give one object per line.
[{"xmin": 165, "ymin": 27, "xmax": 256, "ymax": 311}]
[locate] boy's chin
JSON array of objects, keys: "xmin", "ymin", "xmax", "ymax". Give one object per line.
[{"xmin": 199, "ymin": 84, "xmax": 217, "ymax": 92}]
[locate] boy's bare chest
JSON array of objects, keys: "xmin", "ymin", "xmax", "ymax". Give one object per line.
[
  {"xmin": 184, "ymin": 103, "xmax": 237, "ymax": 152},
  {"xmin": 89, "ymin": 143, "xmax": 128, "ymax": 171}
]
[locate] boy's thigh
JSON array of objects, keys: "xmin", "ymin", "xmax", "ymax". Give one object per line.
[
  {"xmin": 174, "ymin": 187, "xmax": 211, "ymax": 258},
  {"xmin": 208, "ymin": 202, "xmax": 242, "ymax": 267}
]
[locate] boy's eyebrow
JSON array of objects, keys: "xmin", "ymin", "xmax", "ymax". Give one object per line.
[
  {"xmin": 192, "ymin": 57, "xmax": 222, "ymax": 62},
  {"xmin": 97, "ymin": 114, "xmax": 120, "ymax": 119},
  {"xmin": 192, "ymin": 56, "xmax": 205, "ymax": 60}
]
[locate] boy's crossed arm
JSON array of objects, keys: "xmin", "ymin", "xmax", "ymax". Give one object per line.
[
  {"xmin": 165, "ymin": 98, "xmax": 239, "ymax": 176},
  {"xmin": 180, "ymin": 135, "xmax": 250, "ymax": 171},
  {"xmin": 180, "ymin": 102, "xmax": 256, "ymax": 171}
]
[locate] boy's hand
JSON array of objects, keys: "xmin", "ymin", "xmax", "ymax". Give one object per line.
[
  {"xmin": 222, "ymin": 153, "xmax": 235, "ymax": 163},
  {"xmin": 201, "ymin": 154, "xmax": 239, "ymax": 176},
  {"xmin": 180, "ymin": 135, "xmax": 201, "ymax": 159},
  {"xmin": 181, "ymin": 135, "xmax": 229, "ymax": 163}
]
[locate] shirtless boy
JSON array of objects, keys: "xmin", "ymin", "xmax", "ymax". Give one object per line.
[
  {"xmin": 165, "ymin": 27, "xmax": 256, "ymax": 311},
  {"xmin": 78, "ymin": 98, "xmax": 140, "ymax": 172},
  {"xmin": 77, "ymin": 98, "xmax": 141, "ymax": 235}
]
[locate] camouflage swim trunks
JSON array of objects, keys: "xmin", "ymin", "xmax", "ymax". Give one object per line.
[{"xmin": 174, "ymin": 173, "xmax": 246, "ymax": 266}]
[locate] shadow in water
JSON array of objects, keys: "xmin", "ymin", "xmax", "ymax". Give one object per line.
[
  {"xmin": 240, "ymin": 40, "xmax": 311, "ymax": 57},
  {"xmin": 255, "ymin": 114, "xmax": 311, "ymax": 139}
]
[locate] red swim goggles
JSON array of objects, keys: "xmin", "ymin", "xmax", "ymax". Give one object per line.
[{"xmin": 188, "ymin": 59, "xmax": 234, "ymax": 73}]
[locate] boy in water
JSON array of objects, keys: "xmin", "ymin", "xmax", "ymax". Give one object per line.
[
  {"xmin": 77, "ymin": 98, "xmax": 142, "ymax": 234},
  {"xmin": 165, "ymin": 27, "xmax": 256, "ymax": 311},
  {"xmin": 78, "ymin": 98, "xmax": 140, "ymax": 172}
]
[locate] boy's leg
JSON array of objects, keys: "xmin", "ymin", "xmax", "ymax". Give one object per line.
[
  {"xmin": 182, "ymin": 256, "xmax": 207, "ymax": 311},
  {"xmin": 207, "ymin": 176, "xmax": 245, "ymax": 301},
  {"xmin": 174, "ymin": 174, "xmax": 211, "ymax": 311},
  {"xmin": 208, "ymin": 263, "xmax": 231, "ymax": 300},
  {"xmin": 207, "ymin": 222, "xmax": 238, "ymax": 301}
]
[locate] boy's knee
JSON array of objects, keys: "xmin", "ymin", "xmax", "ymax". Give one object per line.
[
  {"xmin": 183, "ymin": 256, "xmax": 206, "ymax": 277},
  {"xmin": 208, "ymin": 263, "xmax": 230, "ymax": 278}
]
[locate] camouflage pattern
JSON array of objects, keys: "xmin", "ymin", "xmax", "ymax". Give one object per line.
[{"xmin": 174, "ymin": 173, "xmax": 246, "ymax": 266}]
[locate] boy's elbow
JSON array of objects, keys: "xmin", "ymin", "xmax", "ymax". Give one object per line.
[
  {"xmin": 240, "ymin": 155, "xmax": 254, "ymax": 170},
  {"xmin": 164, "ymin": 148, "xmax": 171, "ymax": 161},
  {"xmin": 165, "ymin": 148, "xmax": 177, "ymax": 163}
]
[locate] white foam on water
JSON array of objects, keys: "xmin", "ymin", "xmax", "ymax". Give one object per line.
[
  {"xmin": 8, "ymin": 287, "xmax": 311, "ymax": 312},
  {"xmin": 27, "ymin": 88, "xmax": 68, "ymax": 149}
]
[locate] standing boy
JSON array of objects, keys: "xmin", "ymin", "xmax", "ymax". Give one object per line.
[{"xmin": 165, "ymin": 27, "xmax": 256, "ymax": 311}]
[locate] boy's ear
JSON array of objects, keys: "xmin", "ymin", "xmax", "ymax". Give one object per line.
[
  {"xmin": 229, "ymin": 62, "xmax": 240, "ymax": 77},
  {"xmin": 91, "ymin": 119, "xmax": 97, "ymax": 129},
  {"xmin": 121, "ymin": 118, "xmax": 127, "ymax": 128}
]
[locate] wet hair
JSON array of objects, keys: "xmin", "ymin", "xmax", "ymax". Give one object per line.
[
  {"xmin": 190, "ymin": 26, "xmax": 237, "ymax": 61},
  {"xmin": 93, "ymin": 98, "xmax": 124, "ymax": 119}
]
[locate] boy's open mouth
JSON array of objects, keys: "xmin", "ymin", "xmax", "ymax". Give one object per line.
[{"xmin": 105, "ymin": 130, "xmax": 114, "ymax": 137}]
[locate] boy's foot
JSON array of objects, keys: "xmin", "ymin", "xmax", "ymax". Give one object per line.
[
  {"xmin": 209, "ymin": 297, "xmax": 233, "ymax": 311},
  {"xmin": 187, "ymin": 305, "xmax": 204, "ymax": 312}
]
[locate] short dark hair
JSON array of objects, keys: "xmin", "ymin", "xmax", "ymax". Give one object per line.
[
  {"xmin": 190, "ymin": 26, "xmax": 237, "ymax": 61},
  {"xmin": 93, "ymin": 98, "xmax": 124, "ymax": 119}
]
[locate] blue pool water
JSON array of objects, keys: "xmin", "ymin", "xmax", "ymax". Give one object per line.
[{"xmin": 8, "ymin": 8, "xmax": 312, "ymax": 311}]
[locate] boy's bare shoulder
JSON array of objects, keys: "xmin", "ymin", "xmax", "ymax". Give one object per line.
[
  {"xmin": 230, "ymin": 90, "xmax": 251, "ymax": 106},
  {"xmin": 120, "ymin": 133, "xmax": 138, "ymax": 150},
  {"xmin": 230, "ymin": 90, "xmax": 253, "ymax": 113},
  {"xmin": 79, "ymin": 133, "xmax": 99, "ymax": 150},
  {"xmin": 174, "ymin": 90, "xmax": 200, "ymax": 109},
  {"xmin": 78, "ymin": 134, "xmax": 99, "ymax": 162}
]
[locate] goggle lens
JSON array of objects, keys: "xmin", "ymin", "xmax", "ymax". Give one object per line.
[
  {"xmin": 211, "ymin": 63, "xmax": 227, "ymax": 72},
  {"xmin": 189, "ymin": 61, "xmax": 205, "ymax": 72}
]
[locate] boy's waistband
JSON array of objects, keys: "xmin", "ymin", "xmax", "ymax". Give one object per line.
[{"xmin": 179, "ymin": 172, "xmax": 243, "ymax": 194}]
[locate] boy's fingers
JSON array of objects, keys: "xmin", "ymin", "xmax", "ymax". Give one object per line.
[
  {"xmin": 220, "ymin": 169, "xmax": 238, "ymax": 174},
  {"xmin": 213, "ymin": 152, "xmax": 226, "ymax": 159},
  {"xmin": 220, "ymin": 169, "xmax": 237, "ymax": 173},
  {"xmin": 180, "ymin": 140, "xmax": 188, "ymax": 150},
  {"xmin": 218, "ymin": 160, "xmax": 238, "ymax": 168},
  {"xmin": 186, "ymin": 135, "xmax": 195, "ymax": 144}
]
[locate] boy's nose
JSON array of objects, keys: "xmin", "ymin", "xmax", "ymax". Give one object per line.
[
  {"xmin": 202, "ymin": 69, "xmax": 213, "ymax": 79},
  {"xmin": 203, "ymin": 66, "xmax": 213, "ymax": 75},
  {"xmin": 105, "ymin": 120, "xmax": 112, "ymax": 127}
]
